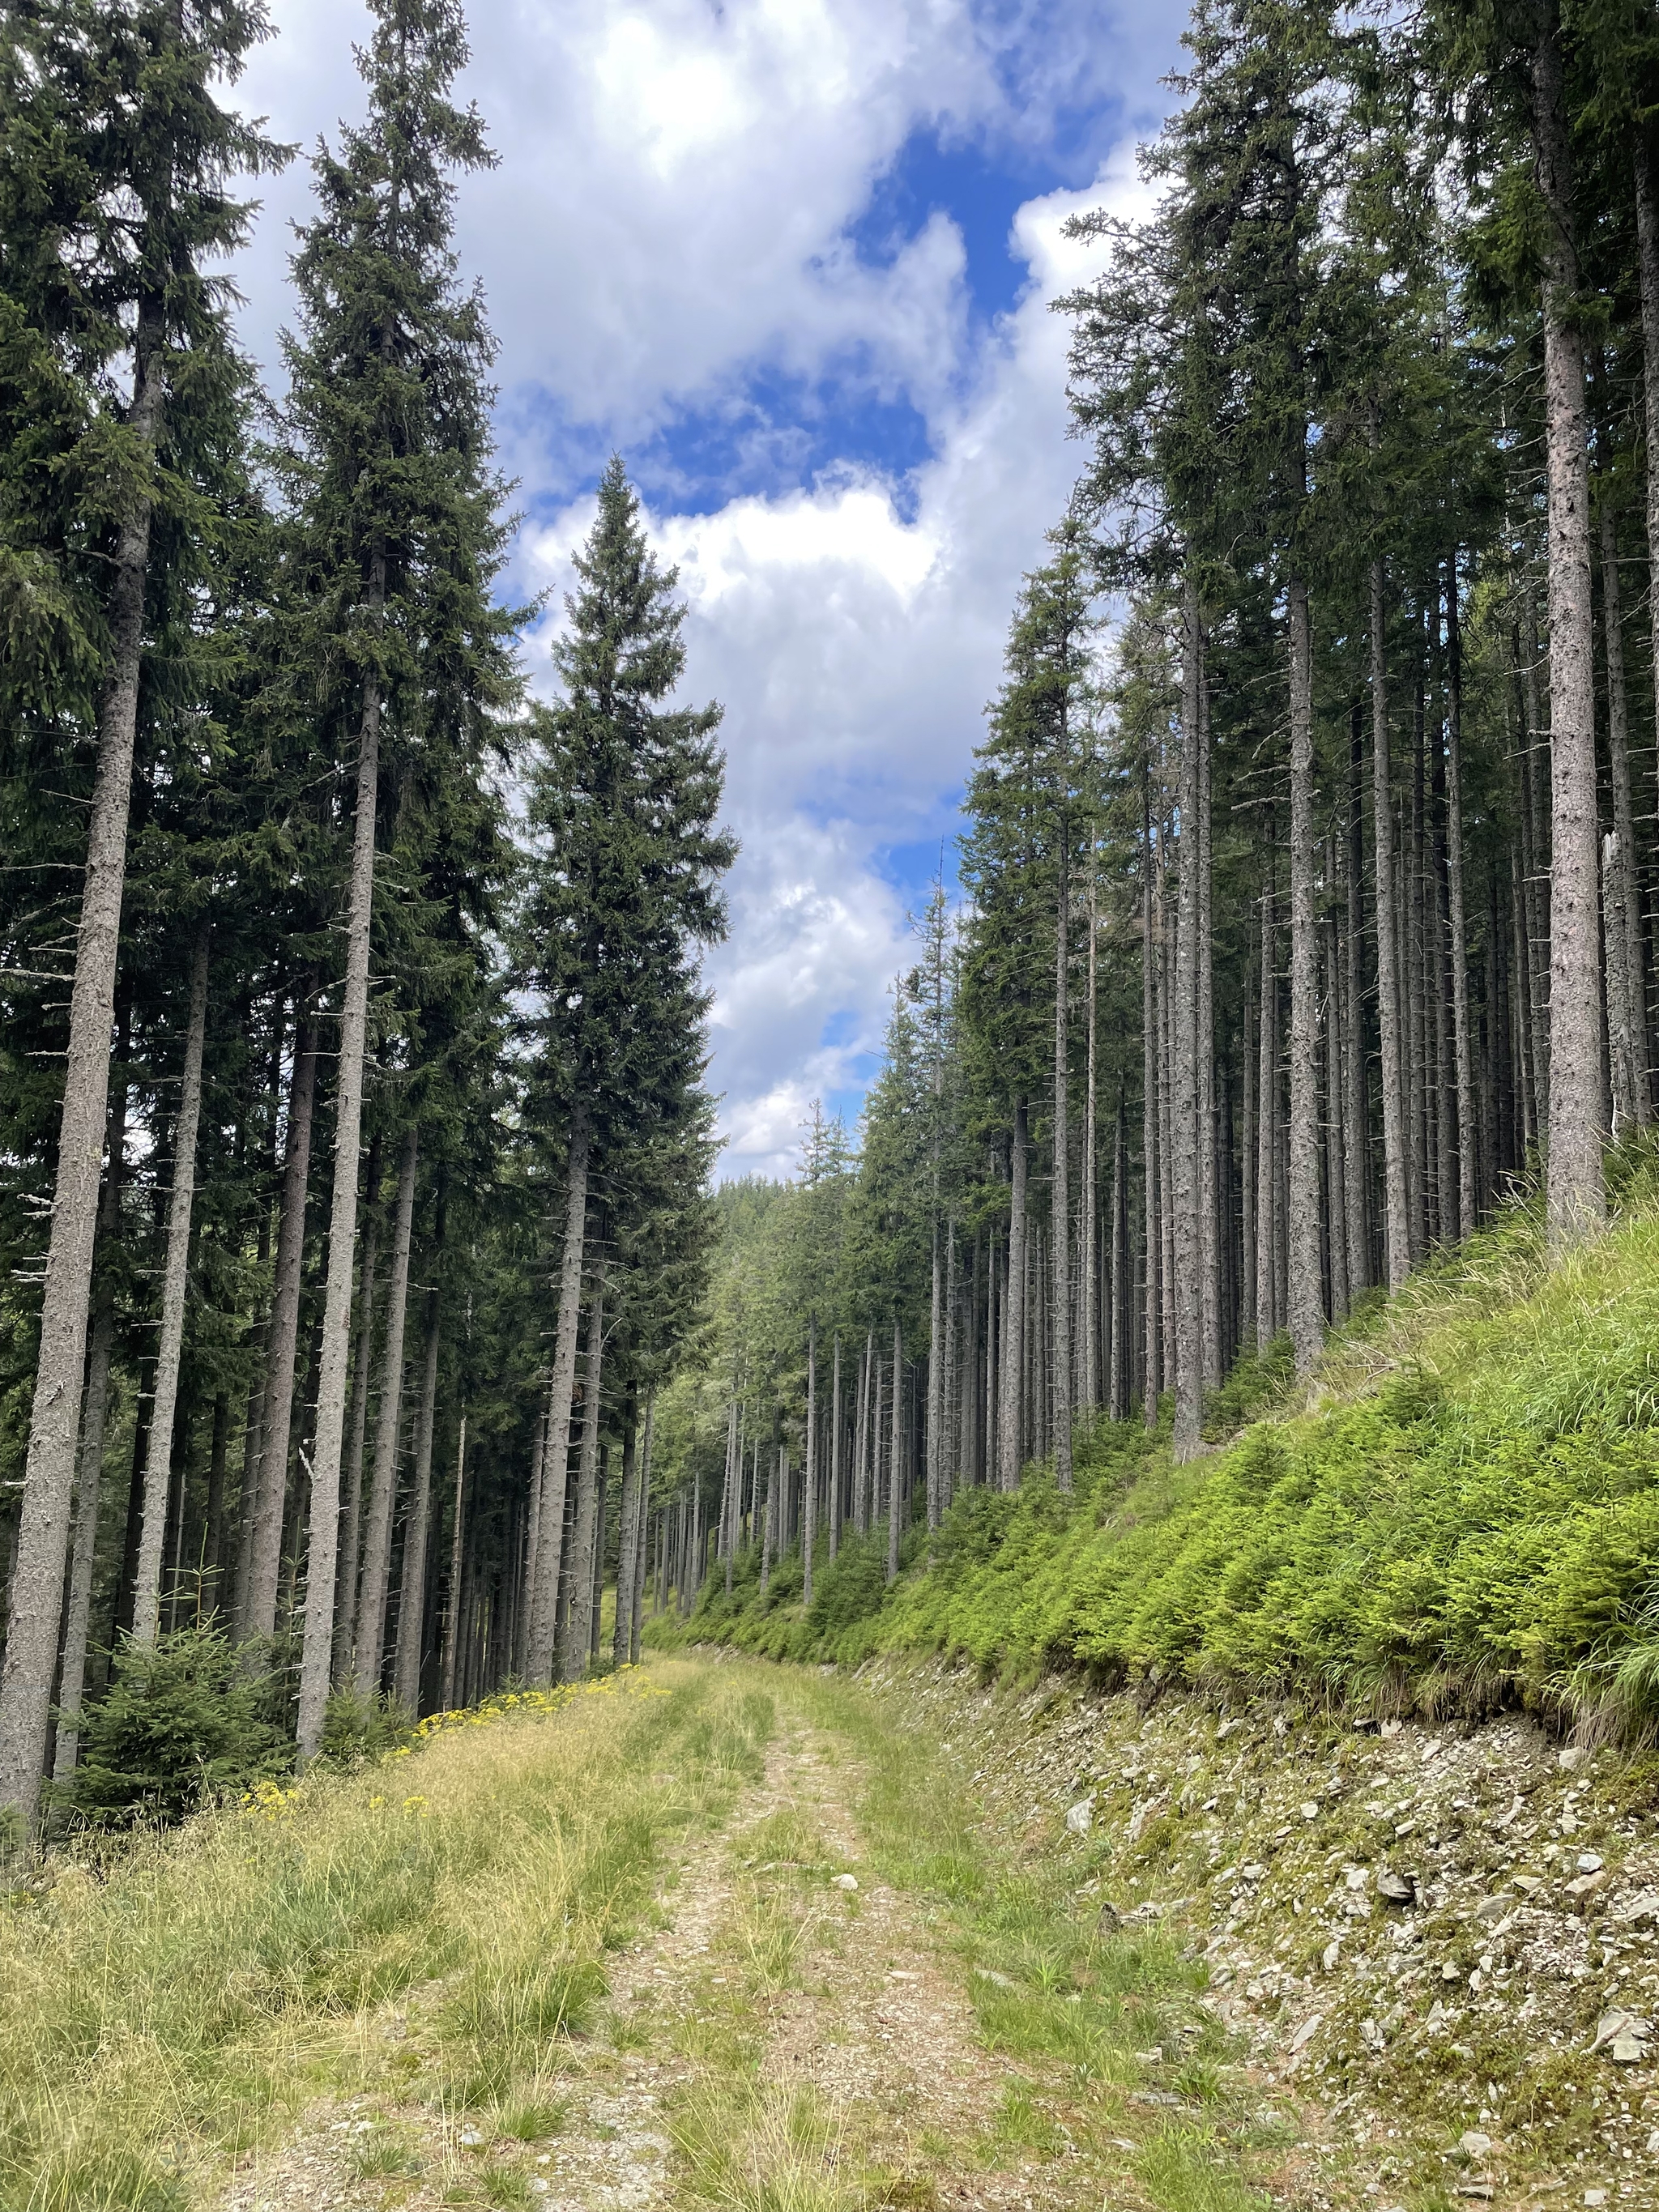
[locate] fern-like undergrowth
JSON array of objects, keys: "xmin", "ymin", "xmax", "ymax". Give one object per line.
[{"xmin": 665, "ymin": 1151, "xmax": 1659, "ymax": 1728}]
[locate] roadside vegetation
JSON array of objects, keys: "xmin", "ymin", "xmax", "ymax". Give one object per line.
[{"xmin": 673, "ymin": 1162, "xmax": 1659, "ymax": 1736}]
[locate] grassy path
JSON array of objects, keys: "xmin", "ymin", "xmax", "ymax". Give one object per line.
[{"xmin": 2, "ymin": 1660, "xmax": 1331, "ymax": 2211}]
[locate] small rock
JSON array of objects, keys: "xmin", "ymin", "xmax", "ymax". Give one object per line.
[
  {"xmin": 1239, "ymin": 1862, "xmax": 1268, "ymax": 1883},
  {"xmin": 1422, "ymin": 1739, "xmax": 1444, "ymax": 1762},
  {"xmin": 1577, "ymin": 1852, "xmax": 1605, "ymax": 1874},
  {"xmin": 1359, "ymin": 2016, "xmax": 1384, "ymax": 2050},
  {"xmin": 1566, "ymin": 1869, "xmax": 1608, "ymax": 1899},
  {"xmin": 458, "ymin": 2127, "xmax": 483, "ymax": 2146},
  {"xmin": 1559, "ymin": 1745, "xmax": 1588, "ymax": 1771},
  {"xmin": 1217, "ymin": 1718, "xmax": 1240, "ymax": 1741},
  {"xmin": 1345, "ymin": 1866, "xmax": 1370, "ymax": 1892},
  {"xmin": 832, "ymin": 1873, "xmax": 859, "ymax": 1890},
  {"xmin": 974, "ymin": 1967, "xmax": 1016, "ymax": 1989},
  {"xmin": 1065, "ymin": 1796, "xmax": 1095, "ymax": 1836},
  {"xmin": 1376, "ymin": 1869, "xmax": 1414, "ymax": 1904},
  {"xmin": 1584, "ymin": 2192, "xmax": 1608, "ymax": 2208},
  {"xmin": 1301, "ymin": 1800, "xmax": 1320, "ymax": 1822},
  {"xmin": 1289, "ymin": 2012, "xmax": 1323, "ymax": 2052},
  {"xmin": 1321, "ymin": 1939, "xmax": 1342, "ymax": 1972},
  {"xmin": 1512, "ymin": 1874, "xmax": 1542, "ymax": 1894},
  {"xmin": 1646, "ymin": 2129, "xmax": 1659, "ymax": 2156},
  {"xmin": 1473, "ymin": 1894, "xmax": 1511, "ymax": 1924},
  {"xmin": 1441, "ymin": 1962, "xmax": 1462, "ymax": 1983},
  {"xmin": 1458, "ymin": 2131, "xmax": 1493, "ymax": 2159},
  {"xmin": 1456, "ymin": 2186, "xmax": 1494, "ymax": 2201},
  {"xmin": 1589, "ymin": 2007, "xmax": 1649, "ymax": 2063},
  {"xmin": 1616, "ymin": 1890, "xmax": 1659, "ymax": 1924},
  {"xmin": 1380, "ymin": 1719, "xmax": 1401, "ymax": 1737}
]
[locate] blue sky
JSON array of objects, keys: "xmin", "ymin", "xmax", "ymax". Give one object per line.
[{"xmin": 233, "ymin": 0, "xmax": 1181, "ymax": 1178}]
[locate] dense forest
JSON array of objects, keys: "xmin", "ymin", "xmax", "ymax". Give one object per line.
[{"xmin": 2, "ymin": 0, "xmax": 1657, "ymax": 1844}]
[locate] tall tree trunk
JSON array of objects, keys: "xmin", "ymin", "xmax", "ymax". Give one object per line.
[
  {"xmin": 562, "ymin": 1290, "xmax": 605, "ymax": 1682},
  {"xmin": 1172, "ymin": 573, "xmax": 1205, "ymax": 1456},
  {"xmin": 804, "ymin": 1316, "xmax": 818, "ymax": 1600},
  {"xmin": 333, "ymin": 1142, "xmax": 382, "ymax": 1681},
  {"xmin": 1371, "ymin": 558, "xmax": 1410, "ymax": 1285},
  {"xmin": 1052, "ymin": 822, "xmax": 1074, "ymax": 1490},
  {"xmin": 999, "ymin": 1105, "xmax": 1028, "ymax": 1486},
  {"xmin": 132, "ymin": 930, "xmax": 212, "ymax": 1647},
  {"xmin": 1256, "ymin": 884, "xmax": 1278, "ymax": 1348},
  {"xmin": 0, "ymin": 309, "xmax": 165, "ymax": 1833},
  {"xmin": 1345, "ymin": 706, "xmax": 1371, "ymax": 1291},
  {"xmin": 1532, "ymin": 0, "xmax": 1607, "ymax": 1243},
  {"xmin": 1142, "ymin": 805, "xmax": 1162, "ymax": 1421},
  {"xmin": 1282, "ymin": 570, "xmax": 1327, "ymax": 1362},
  {"xmin": 392, "ymin": 1288, "xmax": 441, "ymax": 1713},
  {"xmin": 526, "ymin": 1108, "xmax": 591, "ymax": 1681},
  {"xmin": 1109, "ymin": 1093, "xmax": 1128, "ymax": 1419},
  {"xmin": 1597, "ymin": 492, "xmax": 1645, "ymax": 1129},
  {"xmin": 1325, "ymin": 906, "xmax": 1350, "ymax": 1323},
  {"xmin": 1633, "ymin": 121, "xmax": 1659, "ymax": 1115},
  {"xmin": 245, "ymin": 1024, "xmax": 319, "ymax": 1641},
  {"xmin": 51, "ymin": 1058, "xmax": 130, "ymax": 1796},
  {"xmin": 1197, "ymin": 684, "xmax": 1220, "ymax": 1388},
  {"xmin": 829, "ymin": 1335, "xmax": 842, "ymax": 1555},
  {"xmin": 516, "ymin": 1383, "xmax": 550, "ymax": 1677},
  {"xmin": 440, "ymin": 1414, "xmax": 467, "ymax": 1711},
  {"xmin": 1444, "ymin": 562, "xmax": 1478, "ymax": 1234},
  {"xmin": 630, "ymin": 1395, "xmax": 653, "ymax": 1664},
  {"xmin": 1081, "ymin": 871, "xmax": 1099, "ymax": 1412},
  {"xmin": 1241, "ymin": 973, "xmax": 1258, "ymax": 1352},
  {"xmin": 614, "ymin": 1411, "xmax": 639, "ymax": 1669},
  {"xmin": 296, "ymin": 634, "xmax": 387, "ymax": 1761},
  {"xmin": 352, "ymin": 1127, "xmax": 418, "ymax": 1696},
  {"xmin": 887, "ymin": 1319, "xmax": 903, "ymax": 1583}
]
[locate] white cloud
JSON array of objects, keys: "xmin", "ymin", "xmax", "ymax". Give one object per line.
[{"xmin": 230, "ymin": 0, "xmax": 1186, "ymax": 1181}]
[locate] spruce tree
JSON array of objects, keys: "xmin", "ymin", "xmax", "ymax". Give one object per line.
[
  {"xmin": 277, "ymin": 0, "xmax": 517, "ymax": 1759},
  {"xmin": 518, "ymin": 457, "xmax": 732, "ymax": 1685},
  {"xmin": 0, "ymin": 0, "xmax": 275, "ymax": 1836}
]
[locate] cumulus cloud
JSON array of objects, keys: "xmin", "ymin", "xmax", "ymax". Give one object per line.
[{"xmin": 229, "ymin": 0, "xmax": 1183, "ymax": 1180}]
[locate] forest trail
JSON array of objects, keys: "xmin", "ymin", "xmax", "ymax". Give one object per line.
[{"xmin": 217, "ymin": 1657, "xmax": 1383, "ymax": 2212}]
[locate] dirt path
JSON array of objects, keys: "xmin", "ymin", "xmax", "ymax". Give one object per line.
[{"xmin": 221, "ymin": 1678, "xmax": 1078, "ymax": 2212}]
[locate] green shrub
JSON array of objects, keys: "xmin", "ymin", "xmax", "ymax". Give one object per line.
[{"xmin": 52, "ymin": 1626, "xmax": 292, "ymax": 1828}]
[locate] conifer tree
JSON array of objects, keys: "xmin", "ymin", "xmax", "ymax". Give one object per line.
[
  {"xmin": 276, "ymin": 0, "xmax": 516, "ymax": 1758},
  {"xmin": 0, "ymin": 0, "xmax": 275, "ymax": 1835}
]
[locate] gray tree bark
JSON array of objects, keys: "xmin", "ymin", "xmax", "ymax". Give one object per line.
[
  {"xmin": 1142, "ymin": 799, "xmax": 1162, "ymax": 1421},
  {"xmin": 1345, "ymin": 712, "xmax": 1371, "ymax": 1291},
  {"xmin": 332, "ymin": 1149, "xmax": 382, "ymax": 1681},
  {"xmin": 1444, "ymin": 561, "xmax": 1478, "ymax": 1233},
  {"xmin": 131, "ymin": 930, "xmax": 212, "ymax": 1647},
  {"xmin": 440, "ymin": 1414, "xmax": 467, "ymax": 1711},
  {"xmin": 614, "ymin": 1413, "xmax": 639, "ymax": 1669},
  {"xmin": 525, "ymin": 1110, "xmax": 590, "ymax": 1681},
  {"xmin": 392, "ymin": 1288, "xmax": 441, "ymax": 1712},
  {"xmin": 1287, "ymin": 575, "xmax": 1324, "ymax": 1373},
  {"xmin": 1533, "ymin": 0, "xmax": 1607, "ymax": 1243},
  {"xmin": 998, "ymin": 1106, "xmax": 1028, "ymax": 1485},
  {"xmin": 296, "ymin": 633, "xmax": 386, "ymax": 1760},
  {"xmin": 1081, "ymin": 871, "xmax": 1099, "ymax": 1413},
  {"xmin": 887, "ymin": 1319, "xmax": 903, "ymax": 1583},
  {"xmin": 1371, "ymin": 559, "xmax": 1410, "ymax": 1286},
  {"xmin": 804, "ymin": 1317, "xmax": 818, "ymax": 1599},
  {"xmin": 562, "ymin": 1290, "xmax": 605, "ymax": 1682},
  {"xmin": 245, "ymin": 1025, "xmax": 319, "ymax": 1640},
  {"xmin": 1172, "ymin": 575, "xmax": 1205, "ymax": 1458},
  {"xmin": 1633, "ymin": 123, "xmax": 1659, "ymax": 1112},
  {"xmin": 1052, "ymin": 819, "xmax": 1074, "ymax": 1490},
  {"xmin": 51, "ymin": 1065, "xmax": 130, "ymax": 1795},
  {"xmin": 1597, "ymin": 497, "xmax": 1645, "ymax": 1130},
  {"xmin": 0, "ymin": 319, "xmax": 165, "ymax": 1834},
  {"xmin": 352, "ymin": 1127, "xmax": 417, "ymax": 1696}
]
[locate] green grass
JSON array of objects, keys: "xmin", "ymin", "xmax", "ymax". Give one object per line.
[
  {"xmin": 673, "ymin": 1159, "xmax": 1659, "ymax": 1728},
  {"xmin": 0, "ymin": 1664, "xmax": 772, "ymax": 2210}
]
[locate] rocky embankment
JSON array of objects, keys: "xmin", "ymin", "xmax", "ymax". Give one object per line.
[{"xmin": 866, "ymin": 1656, "xmax": 1659, "ymax": 2208}]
